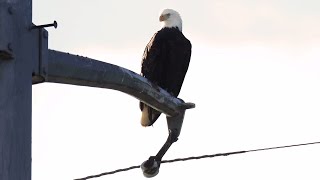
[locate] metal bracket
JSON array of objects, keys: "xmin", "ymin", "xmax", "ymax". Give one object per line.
[
  {"xmin": 32, "ymin": 28, "xmax": 48, "ymax": 84},
  {"xmin": 141, "ymin": 101, "xmax": 195, "ymax": 178}
]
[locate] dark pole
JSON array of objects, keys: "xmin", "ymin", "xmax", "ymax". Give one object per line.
[{"xmin": 0, "ymin": 0, "xmax": 34, "ymax": 179}]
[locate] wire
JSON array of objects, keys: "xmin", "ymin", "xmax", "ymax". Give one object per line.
[
  {"xmin": 162, "ymin": 141, "xmax": 320, "ymax": 164},
  {"xmin": 74, "ymin": 165, "xmax": 140, "ymax": 180},
  {"xmin": 74, "ymin": 141, "xmax": 320, "ymax": 180}
]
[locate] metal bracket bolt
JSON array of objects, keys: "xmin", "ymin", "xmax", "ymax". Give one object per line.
[
  {"xmin": 0, "ymin": 44, "xmax": 14, "ymax": 60},
  {"xmin": 8, "ymin": 7, "xmax": 14, "ymax": 15},
  {"xmin": 31, "ymin": 21, "xmax": 58, "ymax": 30}
]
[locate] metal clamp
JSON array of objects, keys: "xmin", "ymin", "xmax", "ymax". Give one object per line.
[
  {"xmin": 32, "ymin": 28, "xmax": 49, "ymax": 84},
  {"xmin": 141, "ymin": 101, "xmax": 195, "ymax": 178}
]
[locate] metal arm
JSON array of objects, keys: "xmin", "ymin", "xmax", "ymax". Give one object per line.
[{"xmin": 43, "ymin": 50, "xmax": 192, "ymax": 117}]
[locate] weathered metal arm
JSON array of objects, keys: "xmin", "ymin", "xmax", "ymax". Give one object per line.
[{"xmin": 42, "ymin": 50, "xmax": 194, "ymax": 117}]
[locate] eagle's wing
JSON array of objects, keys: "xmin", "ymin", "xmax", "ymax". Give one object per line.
[
  {"xmin": 141, "ymin": 32, "xmax": 165, "ymax": 84},
  {"xmin": 140, "ymin": 31, "xmax": 164, "ymax": 126}
]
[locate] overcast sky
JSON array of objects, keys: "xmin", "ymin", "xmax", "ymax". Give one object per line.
[{"xmin": 32, "ymin": 1, "xmax": 320, "ymax": 180}]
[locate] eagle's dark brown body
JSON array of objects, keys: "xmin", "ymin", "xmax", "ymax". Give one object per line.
[{"xmin": 140, "ymin": 27, "xmax": 192, "ymax": 126}]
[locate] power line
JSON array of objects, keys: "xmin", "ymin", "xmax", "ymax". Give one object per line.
[
  {"xmin": 74, "ymin": 141, "xmax": 320, "ymax": 180},
  {"xmin": 74, "ymin": 165, "xmax": 140, "ymax": 180}
]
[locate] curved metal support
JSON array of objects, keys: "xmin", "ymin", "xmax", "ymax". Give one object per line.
[
  {"xmin": 141, "ymin": 103, "xmax": 195, "ymax": 178},
  {"xmin": 141, "ymin": 129, "xmax": 177, "ymax": 178},
  {"xmin": 44, "ymin": 50, "xmax": 193, "ymax": 117}
]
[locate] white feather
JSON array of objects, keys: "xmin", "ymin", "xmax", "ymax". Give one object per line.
[
  {"xmin": 141, "ymin": 106, "xmax": 150, "ymax": 127},
  {"xmin": 160, "ymin": 9, "xmax": 183, "ymax": 31}
]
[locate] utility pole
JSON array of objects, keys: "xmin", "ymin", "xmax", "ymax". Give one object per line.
[
  {"xmin": 0, "ymin": 1, "xmax": 194, "ymax": 179},
  {"xmin": 0, "ymin": 0, "xmax": 34, "ymax": 179}
]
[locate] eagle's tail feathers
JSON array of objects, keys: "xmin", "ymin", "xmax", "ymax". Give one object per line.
[{"xmin": 140, "ymin": 103, "xmax": 161, "ymax": 126}]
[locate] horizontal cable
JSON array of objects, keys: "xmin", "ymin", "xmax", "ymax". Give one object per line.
[{"xmin": 75, "ymin": 141, "xmax": 320, "ymax": 180}]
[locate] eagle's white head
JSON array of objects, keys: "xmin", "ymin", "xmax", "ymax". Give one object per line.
[{"xmin": 159, "ymin": 9, "xmax": 182, "ymax": 32}]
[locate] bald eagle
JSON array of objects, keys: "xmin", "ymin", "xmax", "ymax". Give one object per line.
[{"xmin": 140, "ymin": 9, "xmax": 192, "ymax": 126}]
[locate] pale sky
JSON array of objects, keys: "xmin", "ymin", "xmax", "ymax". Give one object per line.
[{"xmin": 32, "ymin": 0, "xmax": 320, "ymax": 180}]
